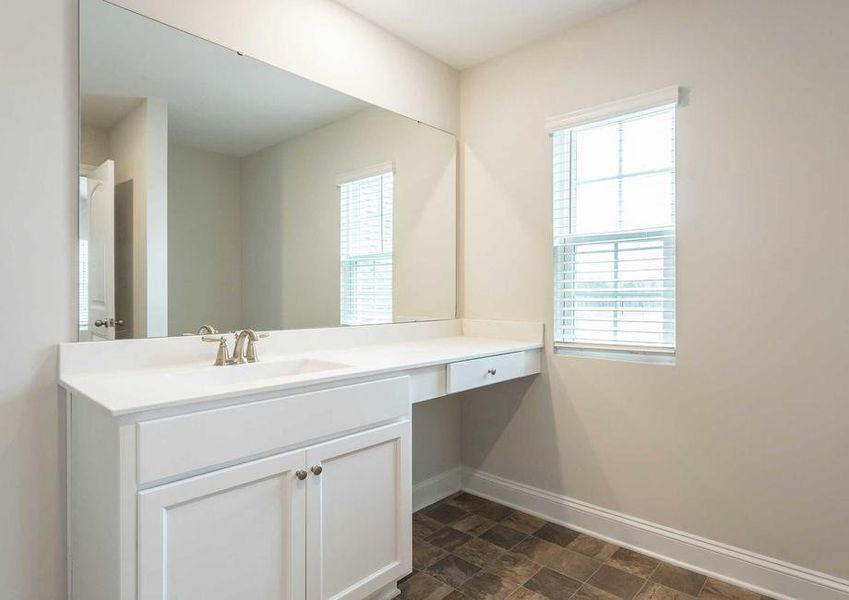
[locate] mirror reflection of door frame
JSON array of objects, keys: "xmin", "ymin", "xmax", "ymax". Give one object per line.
[
  {"xmin": 80, "ymin": 159, "xmax": 116, "ymax": 341},
  {"xmin": 79, "ymin": 166, "xmax": 94, "ymax": 341}
]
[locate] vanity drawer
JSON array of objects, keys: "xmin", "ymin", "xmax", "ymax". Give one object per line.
[
  {"xmin": 446, "ymin": 350, "xmax": 540, "ymax": 394},
  {"xmin": 136, "ymin": 376, "xmax": 410, "ymax": 485}
]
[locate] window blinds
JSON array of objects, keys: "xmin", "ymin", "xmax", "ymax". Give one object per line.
[
  {"xmin": 340, "ymin": 171, "xmax": 393, "ymax": 325},
  {"xmin": 79, "ymin": 239, "xmax": 89, "ymax": 330},
  {"xmin": 553, "ymin": 103, "xmax": 676, "ymax": 353}
]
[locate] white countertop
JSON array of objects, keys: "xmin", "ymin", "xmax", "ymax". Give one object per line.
[{"xmin": 60, "ymin": 328, "xmax": 543, "ymax": 416}]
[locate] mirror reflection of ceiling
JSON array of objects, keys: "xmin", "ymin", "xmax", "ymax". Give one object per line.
[{"xmin": 80, "ymin": 0, "xmax": 368, "ymax": 157}]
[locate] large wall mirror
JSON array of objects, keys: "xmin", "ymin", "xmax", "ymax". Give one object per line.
[{"xmin": 78, "ymin": 0, "xmax": 456, "ymax": 341}]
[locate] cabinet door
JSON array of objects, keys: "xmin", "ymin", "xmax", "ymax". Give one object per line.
[
  {"xmin": 138, "ymin": 449, "xmax": 307, "ymax": 600},
  {"xmin": 306, "ymin": 421, "xmax": 412, "ymax": 600}
]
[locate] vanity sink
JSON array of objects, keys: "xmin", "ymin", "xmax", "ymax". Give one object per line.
[{"xmin": 167, "ymin": 358, "xmax": 351, "ymax": 386}]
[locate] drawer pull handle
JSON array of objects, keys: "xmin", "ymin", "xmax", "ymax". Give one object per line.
[
  {"xmin": 295, "ymin": 470, "xmax": 308, "ymax": 480},
  {"xmin": 310, "ymin": 465, "xmax": 323, "ymax": 476},
  {"xmin": 487, "ymin": 368, "xmax": 497, "ymax": 375}
]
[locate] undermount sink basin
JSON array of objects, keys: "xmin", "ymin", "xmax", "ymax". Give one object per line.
[{"xmin": 167, "ymin": 358, "xmax": 351, "ymax": 386}]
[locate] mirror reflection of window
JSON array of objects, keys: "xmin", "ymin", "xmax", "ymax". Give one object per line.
[
  {"xmin": 79, "ymin": 177, "xmax": 89, "ymax": 333},
  {"xmin": 339, "ymin": 171, "xmax": 394, "ymax": 325}
]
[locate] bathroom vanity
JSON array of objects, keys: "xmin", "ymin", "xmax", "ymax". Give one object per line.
[
  {"xmin": 61, "ymin": 319, "xmax": 542, "ymax": 600},
  {"xmin": 68, "ymin": 3, "xmax": 541, "ymax": 598}
]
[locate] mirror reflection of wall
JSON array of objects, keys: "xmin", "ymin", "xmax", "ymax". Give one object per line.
[{"xmin": 78, "ymin": 0, "xmax": 456, "ymax": 341}]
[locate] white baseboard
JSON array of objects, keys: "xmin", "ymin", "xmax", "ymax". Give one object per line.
[
  {"xmin": 413, "ymin": 466, "xmax": 463, "ymax": 512},
  {"xmin": 462, "ymin": 467, "xmax": 849, "ymax": 600}
]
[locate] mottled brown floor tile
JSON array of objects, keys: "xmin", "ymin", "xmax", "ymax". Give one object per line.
[
  {"xmin": 399, "ymin": 570, "xmax": 417, "ymax": 585},
  {"xmin": 399, "ymin": 572, "xmax": 454, "ymax": 600},
  {"xmin": 458, "ymin": 571, "xmax": 520, "ymax": 600},
  {"xmin": 573, "ymin": 585, "xmax": 622, "ymax": 600},
  {"xmin": 500, "ymin": 511, "xmax": 546, "ymax": 535},
  {"xmin": 414, "ymin": 513, "xmax": 445, "ymax": 540},
  {"xmin": 481, "ymin": 524, "xmax": 528, "ymax": 550},
  {"xmin": 606, "ymin": 548, "xmax": 659, "ymax": 579},
  {"xmin": 546, "ymin": 547, "xmax": 602, "ymax": 582},
  {"xmin": 568, "ymin": 535, "xmax": 619, "ymax": 561},
  {"xmin": 523, "ymin": 567, "xmax": 583, "ymax": 600},
  {"xmin": 427, "ymin": 527, "xmax": 473, "ymax": 552},
  {"xmin": 487, "ymin": 551, "xmax": 542, "ymax": 585},
  {"xmin": 447, "ymin": 493, "xmax": 490, "ymax": 512},
  {"xmin": 533, "ymin": 523, "xmax": 581, "ymax": 548},
  {"xmin": 506, "ymin": 587, "xmax": 548, "ymax": 600},
  {"xmin": 444, "ymin": 591, "xmax": 469, "ymax": 600},
  {"xmin": 698, "ymin": 578, "xmax": 761, "ymax": 600},
  {"xmin": 649, "ymin": 564, "xmax": 705, "ymax": 596},
  {"xmin": 635, "ymin": 582, "xmax": 695, "ymax": 599},
  {"xmin": 427, "ymin": 502, "xmax": 471, "ymax": 524},
  {"xmin": 414, "ymin": 539, "xmax": 448, "ymax": 570},
  {"xmin": 427, "ymin": 554, "xmax": 482, "ymax": 588},
  {"xmin": 513, "ymin": 537, "xmax": 562, "ymax": 565},
  {"xmin": 471, "ymin": 499, "xmax": 515, "ymax": 522},
  {"xmin": 454, "ymin": 537, "xmax": 506, "ymax": 569},
  {"xmin": 453, "ymin": 514, "xmax": 499, "ymax": 536},
  {"xmin": 587, "ymin": 564, "xmax": 645, "ymax": 599}
]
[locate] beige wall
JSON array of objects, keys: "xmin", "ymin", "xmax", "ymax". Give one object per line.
[
  {"xmin": 459, "ymin": 0, "xmax": 849, "ymax": 579},
  {"xmin": 0, "ymin": 1, "xmax": 76, "ymax": 599},
  {"xmin": 113, "ymin": 0, "xmax": 459, "ymax": 133},
  {"xmin": 168, "ymin": 143, "xmax": 242, "ymax": 335},
  {"xmin": 108, "ymin": 98, "xmax": 169, "ymax": 337},
  {"xmin": 80, "ymin": 124, "xmax": 109, "ymax": 166},
  {"xmin": 239, "ymin": 142, "xmax": 287, "ymax": 330},
  {"xmin": 241, "ymin": 107, "xmax": 456, "ymax": 330},
  {"xmin": 412, "ymin": 396, "xmax": 461, "ymax": 485}
]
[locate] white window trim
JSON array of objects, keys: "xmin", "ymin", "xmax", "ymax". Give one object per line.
[
  {"xmin": 545, "ymin": 85, "xmax": 680, "ymax": 134},
  {"xmin": 549, "ymin": 87, "xmax": 680, "ymax": 364},
  {"xmin": 554, "ymin": 344, "xmax": 676, "ymax": 365},
  {"xmin": 335, "ymin": 161, "xmax": 394, "ymax": 187}
]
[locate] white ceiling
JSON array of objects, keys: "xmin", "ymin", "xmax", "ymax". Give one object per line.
[
  {"xmin": 81, "ymin": 0, "xmax": 367, "ymax": 157},
  {"xmin": 334, "ymin": 0, "xmax": 639, "ymax": 69}
]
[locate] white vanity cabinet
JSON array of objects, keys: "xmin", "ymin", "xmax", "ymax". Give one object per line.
[
  {"xmin": 138, "ymin": 447, "xmax": 308, "ymax": 600},
  {"xmin": 69, "ymin": 376, "xmax": 412, "ymax": 600},
  {"xmin": 306, "ymin": 422, "xmax": 411, "ymax": 600}
]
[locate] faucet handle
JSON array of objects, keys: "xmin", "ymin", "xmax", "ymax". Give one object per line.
[{"xmin": 202, "ymin": 335, "xmax": 231, "ymax": 366}]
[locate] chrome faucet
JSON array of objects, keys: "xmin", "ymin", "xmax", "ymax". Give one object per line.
[{"xmin": 202, "ymin": 329, "xmax": 269, "ymax": 366}]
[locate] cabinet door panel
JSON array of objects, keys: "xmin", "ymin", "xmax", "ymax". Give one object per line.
[
  {"xmin": 306, "ymin": 422, "xmax": 412, "ymax": 600},
  {"xmin": 138, "ymin": 450, "xmax": 307, "ymax": 600}
]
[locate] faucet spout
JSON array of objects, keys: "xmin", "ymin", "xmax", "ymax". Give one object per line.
[{"xmin": 232, "ymin": 329, "xmax": 260, "ymax": 364}]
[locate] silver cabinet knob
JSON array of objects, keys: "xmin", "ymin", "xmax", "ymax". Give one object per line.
[
  {"xmin": 310, "ymin": 465, "xmax": 323, "ymax": 476},
  {"xmin": 94, "ymin": 319, "xmax": 107, "ymax": 327},
  {"xmin": 487, "ymin": 368, "xmax": 497, "ymax": 375},
  {"xmin": 295, "ymin": 470, "xmax": 308, "ymax": 481}
]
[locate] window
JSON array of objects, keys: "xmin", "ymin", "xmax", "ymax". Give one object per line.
[
  {"xmin": 79, "ymin": 239, "xmax": 89, "ymax": 330},
  {"xmin": 339, "ymin": 169, "xmax": 393, "ymax": 325},
  {"xmin": 79, "ymin": 176, "xmax": 89, "ymax": 330},
  {"xmin": 551, "ymin": 89, "xmax": 677, "ymax": 359}
]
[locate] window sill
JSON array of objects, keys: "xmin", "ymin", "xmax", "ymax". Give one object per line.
[{"xmin": 554, "ymin": 345, "xmax": 675, "ymax": 365}]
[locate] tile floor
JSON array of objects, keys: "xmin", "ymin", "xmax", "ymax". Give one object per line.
[{"xmin": 402, "ymin": 493, "xmax": 774, "ymax": 600}]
